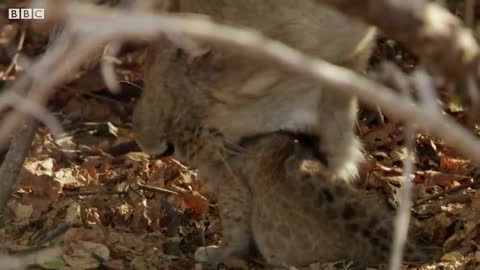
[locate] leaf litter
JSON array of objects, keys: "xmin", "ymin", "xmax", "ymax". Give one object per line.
[{"xmin": 3, "ymin": 9, "xmax": 480, "ymax": 270}]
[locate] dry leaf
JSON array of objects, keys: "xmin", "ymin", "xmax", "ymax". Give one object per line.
[{"xmin": 64, "ymin": 240, "xmax": 110, "ymax": 270}]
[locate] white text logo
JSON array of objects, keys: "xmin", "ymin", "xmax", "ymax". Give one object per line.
[{"xmin": 8, "ymin": 8, "xmax": 45, "ymax": 20}]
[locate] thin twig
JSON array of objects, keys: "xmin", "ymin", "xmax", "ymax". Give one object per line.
[
  {"xmin": 414, "ymin": 179, "xmax": 480, "ymax": 206},
  {"xmin": 63, "ymin": 190, "xmax": 128, "ymax": 197},
  {"xmin": 137, "ymin": 183, "xmax": 184, "ymax": 196},
  {"xmin": 389, "ymin": 71, "xmax": 416, "ymax": 270},
  {"xmin": 2, "ymin": 28, "xmax": 26, "ymax": 80},
  {"xmin": 0, "ymin": 118, "xmax": 38, "ymax": 216}
]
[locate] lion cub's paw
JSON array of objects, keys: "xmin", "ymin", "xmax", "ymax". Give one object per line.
[{"xmin": 194, "ymin": 245, "xmax": 226, "ymax": 263}]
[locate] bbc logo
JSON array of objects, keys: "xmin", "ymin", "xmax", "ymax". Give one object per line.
[{"xmin": 8, "ymin": 8, "xmax": 45, "ymax": 20}]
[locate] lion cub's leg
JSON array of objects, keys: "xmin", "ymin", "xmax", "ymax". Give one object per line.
[{"xmin": 194, "ymin": 166, "xmax": 253, "ymax": 264}]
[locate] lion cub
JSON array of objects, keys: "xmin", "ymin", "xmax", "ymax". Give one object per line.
[
  {"xmin": 193, "ymin": 132, "xmax": 433, "ymax": 267},
  {"xmin": 133, "ymin": 0, "xmax": 433, "ymax": 267},
  {"xmin": 134, "ymin": 0, "xmax": 375, "ymax": 182}
]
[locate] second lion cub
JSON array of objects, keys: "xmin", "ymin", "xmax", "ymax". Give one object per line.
[{"xmin": 192, "ymin": 131, "xmax": 433, "ymax": 267}]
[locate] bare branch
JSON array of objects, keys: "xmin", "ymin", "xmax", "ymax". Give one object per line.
[
  {"xmin": 389, "ymin": 126, "xmax": 415, "ymax": 270},
  {"xmin": 389, "ymin": 69, "xmax": 422, "ymax": 270},
  {"xmin": 0, "ymin": 119, "xmax": 38, "ymax": 216},
  {"xmin": 318, "ymin": 0, "xmax": 479, "ymax": 81}
]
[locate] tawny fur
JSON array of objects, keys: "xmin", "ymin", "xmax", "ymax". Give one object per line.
[
  {"xmin": 133, "ymin": 0, "xmax": 375, "ymax": 182},
  {"xmin": 193, "ymin": 132, "xmax": 433, "ymax": 267},
  {"xmin": 132, "ymin": 0, "xmax": 434, "ymax": 267}
]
